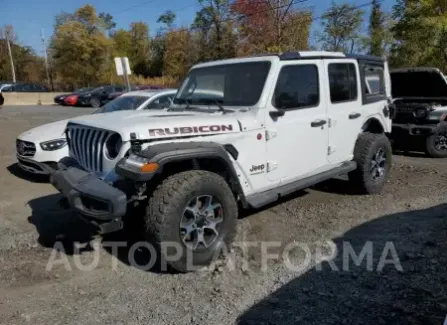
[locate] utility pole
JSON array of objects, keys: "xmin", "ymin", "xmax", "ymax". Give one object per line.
[
  {"xmin": 5, "ymin": 31, "xmax": 16, "ymax": 83},
  {"xmin": 41, "ymin": 29, "xmax": 51, "ymax": 88}
]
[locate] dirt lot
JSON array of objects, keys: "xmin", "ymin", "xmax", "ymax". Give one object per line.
[{"xmin": 0, "ymin": 105, "xmax": 446, "ymax": 325}]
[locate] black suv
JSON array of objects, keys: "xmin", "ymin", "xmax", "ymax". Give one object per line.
[
  {"xmin": 391, "ymin": 68, "xmax": 447, "ymax": 158},
  {"xmin": 76, "ymin": 85, "xmax": 125, "ymax": 108}
]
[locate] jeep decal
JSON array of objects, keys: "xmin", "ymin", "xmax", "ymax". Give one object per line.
[
  {"xmin": 249, "ymin": 164, "xmax": 265, "ymax": 175},
  {"xmin": 149, "ymin": 124, "xmax": 234, "ymax": 136}
]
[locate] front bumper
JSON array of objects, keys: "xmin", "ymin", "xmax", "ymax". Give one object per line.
[
  {"xmin": 49, "ymin": 159, "xmax": 127, "ymax": 222},
  {"xmin": 17, "ymin": 156, "xmax": 56, "ymax": 175},
  {"xmin": 392, "ymin": 123, "xmax": 437, "ymax": 136}
]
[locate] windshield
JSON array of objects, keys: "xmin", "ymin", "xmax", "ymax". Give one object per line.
[
  {"xmin": 93, "ymin": 96, "xmax": 148, "ymax": 114},
  {"xmin": 174, "ymin": 61, "xmax": 271, "ymax": 107}
]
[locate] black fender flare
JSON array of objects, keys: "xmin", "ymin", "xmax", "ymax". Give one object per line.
[
  {"xmin": 361, "ymin": 117, "xmax": 385, "ymax": 134},
  {"xmin": 115, "ymin": 141, "xmax": 247, "ymax": 205}
]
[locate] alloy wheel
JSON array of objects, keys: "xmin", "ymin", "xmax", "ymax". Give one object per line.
[
  {"xmin": 434, "ymin": 132, "xmax": 447, "ymax": 151},
  {"xmin": 180, "ymin": 195, "xmax": 224, "ymax": 251},
  {"xmin": 370, "ymin": 148, "xmax": 387, "ymax": 181}
]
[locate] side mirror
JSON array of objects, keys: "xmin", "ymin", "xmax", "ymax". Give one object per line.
[{"xmin": 269, "ymin": 109, "xmax": 286, "ymax": 118}]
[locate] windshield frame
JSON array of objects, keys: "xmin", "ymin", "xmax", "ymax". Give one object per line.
[{"xmin": 173, "ymin": 60, "xmax": 272, "ymax": 109}]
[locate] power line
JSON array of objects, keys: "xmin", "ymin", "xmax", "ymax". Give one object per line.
[
  {"xmin": 110, "ymin": 0, "xmax": 160, "ymax": 16},
  {"xmin": 149, "ymin": 0, "xmax": 383, "ymax": 37},
  {"xmin": 153, "ymin": 0, "xmax": 310, "ymax": 36}
]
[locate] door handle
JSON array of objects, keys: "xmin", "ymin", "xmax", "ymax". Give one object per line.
[
  {"xmin": 349, "ymin": 113, "xmax": 361, "ymax": 119},
  {"xmin": 311, "ymin": 120, "xmax": 327, "ymax": 127}
]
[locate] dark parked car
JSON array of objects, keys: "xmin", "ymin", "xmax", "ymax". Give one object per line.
[
  {"xmin": 1, "ymin": 83, "xmax": 49, "ymax": 92},
  {"xmin": 390, "ymin": 67, "xmax": 447, "ymax": 158},
  {"xmin": 76, "ymin": 85, "xmax": 125, "ymax": 108},
  {"xmin": 54, "ymin": 87, "xmax": 95, "ymax": 105}
]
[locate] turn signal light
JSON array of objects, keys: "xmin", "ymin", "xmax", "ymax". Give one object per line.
[{"xmin": 140, "ymin": 162, "xmax": 159, "ymax": 173}]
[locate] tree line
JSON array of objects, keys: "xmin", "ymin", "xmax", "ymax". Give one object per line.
[{"xmin": 0, "ymin": 0, "xmax": 446, "ymax": 91}]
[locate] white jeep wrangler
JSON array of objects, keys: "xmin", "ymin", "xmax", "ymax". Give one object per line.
[{"xmin": 49, "ymin": 51, "xmax": 394, "ymax": 272}]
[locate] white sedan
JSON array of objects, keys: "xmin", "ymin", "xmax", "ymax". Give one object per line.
[{"xmin": 16, "ymin": 88, "xmax": 177, "ymax": 174}]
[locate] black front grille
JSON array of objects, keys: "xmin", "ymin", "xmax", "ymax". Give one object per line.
[
  {"xmin": 394, "ymin": 104, "xmax": 429, "ymax": 124},
  {"xmin": 16, "ymin": 139, "xmax": 36, "ymax": 157}
]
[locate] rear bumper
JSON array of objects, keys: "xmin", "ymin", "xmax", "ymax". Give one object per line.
[
  {"xmin": 49, "ymin": 158, "xmax": 127, "ymax": 222},
  {"xmin": 392, "ymin": 123, "xmax": 437, "ymax": 136}
]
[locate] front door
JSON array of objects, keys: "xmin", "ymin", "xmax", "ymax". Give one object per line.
[
  {"xmin": 265, "ymin": 60, "xmax": 329, "ymax": 182},
  {"xmin": 324, "ymin": 60, "xmax": 363, "ymax": 163}
]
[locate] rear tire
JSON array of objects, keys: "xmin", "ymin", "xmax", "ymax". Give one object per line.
[
  {"xmin": 349, "ymin": 132, "xmax": 392, "ymax": 194},
  {"xmin": 145, "ymin": 170, "xmax": 238, "ymax": 273},
  {"xmin": 424, "ymin": 125, "xmax": 447, "ymax": 158},
  {"xmin": 0, "ymin": 94, "xmax": 4, "ymax": 106}
]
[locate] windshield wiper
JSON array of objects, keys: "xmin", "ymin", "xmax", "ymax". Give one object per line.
[{"xmin": 198, "ymin": 98, "xmax": 226, "ymax": 113}]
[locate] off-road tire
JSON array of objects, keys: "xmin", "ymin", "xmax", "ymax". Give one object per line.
[
  {"xmin": 90, "ymin": 98, "xmax": 101, "ymax": 108},
  {"xmin": 145, "ymin": 170, "xmax": 238, "ymax": 273},
  {"xmin": 348, "ymin": 132, "xmax": 392, "ymax": 194},
  {"xmin": 424, "ymin": 124, "xmax": 447, "ymax": 158}
]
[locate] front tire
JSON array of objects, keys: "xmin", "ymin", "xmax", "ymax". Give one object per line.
[
  {"xmin": 90, "ymin": 98, "xmax": 101, "ymax": 108},
  {"xmin": 425, "ymin": 125, "xmax": 447, "ymax": 158},
  {"xmin": 145, "ymin": 170, "xmax": 238, "ymax": 273},
  {"xmin": 349, "ymin": 132, "xmax": 392, "ymax": 194}
]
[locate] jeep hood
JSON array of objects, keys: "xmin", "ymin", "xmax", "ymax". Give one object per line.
[
  {"xmin": 391, "ymin": 69, "xmax": 447, "ymax": 98},
  {"xmin": 67, "ymin": 109, "xmax": 243, "ymax": 141}
]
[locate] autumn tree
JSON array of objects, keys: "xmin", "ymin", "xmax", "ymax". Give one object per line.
[
  {"xmin": 390, "ymin": 0, "xmax": 447, "ymax": 71},
  {"xmin": 232, "ymin": 0, "xmax": 312, "ymax": 55},
  {"xmin": 368, "ymin": 0, "xmax": 385, "ymax": 56},
  {"xmin": 318, "ymin": 2, "xmax": 364, "ymax": 53},
  {"xmin": 146, "ymin": 11, "xmax": 178, "ymax": 77},
  {"xmin": 192, "ymin": 0, "xmax": 237, "ymax": 61},
  {"xmin": 128, "ymin": 22, "xmax": 151, "ymax": 75},
  {"xmin": 0, "ymin": 25, "xmax": 45, "ymax": 83},
  {"xmin": 51, "ymin": 5, "xmax": 111, "ymax": 88},
  {"xmin": 157, "ymin": 10, "xmax": 176, "ymax": 32},
  {"xmin": 163, "ymin": 29, "xmax": 193, "ymax": 79}
]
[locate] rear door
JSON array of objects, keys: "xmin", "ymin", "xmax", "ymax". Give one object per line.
[{"xmin": 325, "ymin": 60, "xmax": 363, "ymax": 163}]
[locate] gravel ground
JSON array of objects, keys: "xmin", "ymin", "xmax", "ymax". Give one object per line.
[{"xmin": 0, "ymin": 105, "xmax": 446, "ymax": 325}]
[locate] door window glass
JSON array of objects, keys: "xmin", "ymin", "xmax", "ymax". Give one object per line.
[
  {"xmin": 272, "ymin": 65, "xmax": 320, "ymax": 110},
  {"xmin": 328, "ymin": 63, "xmax": 358, "ymax": 103}
]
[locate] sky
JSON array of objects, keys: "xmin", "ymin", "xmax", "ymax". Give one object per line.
[{"xmin": 1, "ymin": 0, "xmax": 395, "ymax": 55}]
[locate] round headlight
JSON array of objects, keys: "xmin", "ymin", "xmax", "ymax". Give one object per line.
[{"xmin": 105, "ymin": 133, "xmax": 122, "ymax": 160}]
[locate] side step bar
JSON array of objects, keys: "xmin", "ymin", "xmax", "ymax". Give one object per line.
[{"xmin": 246, "ymin": 161, "xmax": 357, "ymax": 209}]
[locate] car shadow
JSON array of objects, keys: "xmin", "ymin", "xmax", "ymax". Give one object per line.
[
  {"xmin": 236, "ymin": 204, "xmax": 447, "ymax": 325},
  {"xmin": 239, "ymin": 190, "xmax": 309, "ymax": 219},
  {"xmin": 311, "ymin": 177, "xmax": 364, "ymax": 196},
  {"xmin": 392, "ymin": 149, "xmax": 429, "ymax": 158},
  {"xmin": 27, "ymin": 194, "xmax": 163, "ymax": 273},
  {"xmin": 7, "ymin": 163, "xmax": 49, "ymax": 183}
]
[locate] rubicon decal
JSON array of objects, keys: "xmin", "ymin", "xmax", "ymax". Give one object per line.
[{"xmin": 149, "ymin": 124, "xmax": 234, "ymax": 136}]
